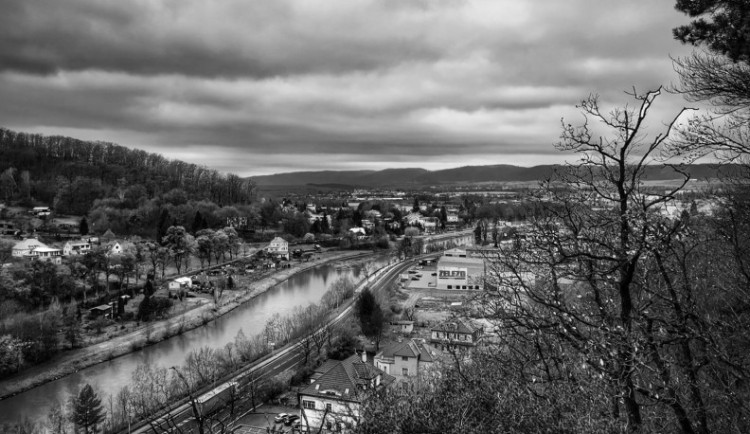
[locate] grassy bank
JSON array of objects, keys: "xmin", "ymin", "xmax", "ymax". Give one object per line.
[{"xmin": 0, "ymin": 250, "xmax": 373, "ymax": 400}]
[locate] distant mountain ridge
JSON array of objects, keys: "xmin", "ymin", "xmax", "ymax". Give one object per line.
[{"xmin": 251, "ymin": 164, "xmax": 726, "ymax": 187}]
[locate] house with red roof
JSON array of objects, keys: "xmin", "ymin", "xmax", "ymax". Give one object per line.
[{"xmin": 298, "ymin": 353, "xmax": 394, "ymax": 432}]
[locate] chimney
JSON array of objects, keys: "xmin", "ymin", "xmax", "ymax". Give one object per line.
[{"xmin": 361, "ymin": 349, "xmax": 367, "ymax": 363}]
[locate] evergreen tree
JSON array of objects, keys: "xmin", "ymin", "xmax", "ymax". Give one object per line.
[
  {"xmin": 137, "ymin": 295, "xmax": 152, "ymax": 322},
  {"xmin": 143, "ymin": 279, "xmax": 155, "ymax": 297},
  {"xmin": 356, "ymin": 288, "xmax": 385, "ymax": 350},
  {"xmin": 156, "ymin": 208, "xmax": 171, "ymax": 244},
  {"xmin": 69, "ymin": 384, "xmax": 104, "ymax": 434},
  {"xmin": 192, "ymin": 210, "xmax": 205, "ymax": 234},
  {"xmin": 79, "ymin": 217, "xmax": 89, "ymax": 236}
]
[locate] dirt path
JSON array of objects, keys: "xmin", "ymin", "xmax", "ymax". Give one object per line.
[{"xmin": 0, "ymin": 250, "xmax": 372, "ymax": 400}]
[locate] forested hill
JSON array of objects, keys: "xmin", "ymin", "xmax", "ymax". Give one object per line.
[
  {"xmin": 0, "ymin": 127, "xmax": 255, "ymax": 214},
  {"xmin": 252, "ymin": 163, "xmax": 727, "ymax": 187}
]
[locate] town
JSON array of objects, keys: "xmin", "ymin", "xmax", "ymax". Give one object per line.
[
  {"xmin": 2, "ymin": 0, "xmax": 749, "ymax": 433},
  {"xmin": 0, "ymin": 157, "xmax": 729, "ymax": 433}
]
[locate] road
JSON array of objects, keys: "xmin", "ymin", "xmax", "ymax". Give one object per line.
[{"xmin": 124, "ymin": 252, "xmax": 439, "ymax": 434}]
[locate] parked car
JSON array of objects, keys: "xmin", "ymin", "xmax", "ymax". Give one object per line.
[
  {"xmin": 274, "ymin": 413, "xmax": 289, "ymax": 423},
  {"xmin": 284, "ymin": 415, "xmax": 300, "ymax": 426}
]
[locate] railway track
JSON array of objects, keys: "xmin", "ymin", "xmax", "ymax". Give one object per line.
[{"xmin": 123, "ymin": 252, "xmax": 440, "ymax": 433}]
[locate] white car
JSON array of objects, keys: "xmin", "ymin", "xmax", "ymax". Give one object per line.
[{"xmin": 274, "ymin": 413, "xmax": 289, "ymax": 423}]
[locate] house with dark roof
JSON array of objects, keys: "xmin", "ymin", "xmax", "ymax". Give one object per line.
[
  {"xmin": 298, "ymin": 353, "xmax": 394, "ymax": 432},
  {"xmin": 430, "ymin": 318, "xmax": 484, "ymax": 351},
  {"xmin": 374, "ymin": 339, "xmax": 434, "ymax": 382}
]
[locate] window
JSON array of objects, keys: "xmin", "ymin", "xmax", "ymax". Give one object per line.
[
  {"xmin": 401, "ymin": 356, "xmax": 408, "ymax": 361},
  {"xmin": 447, "ymin": 285, "xmax": 452, "ymax": 289},
  {"xmin": 402, "ymin": 367, "xmax": 409, "ymax": 376},
  {"xmin": 326, "ymin": 403, "xmax": 332, "ymax": 412},
  {"xmin": 302, "ymin": 400, "xmax": 316, "ymax": 409}
]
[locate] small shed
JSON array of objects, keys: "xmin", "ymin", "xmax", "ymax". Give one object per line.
[
  {"xmin": 392, "ymin": 320, "xmax": 415, "ymax": 334},
  {"xmin": 89, "ymin": 304, "xmax": 113, "ymax": 319},
  {"xmin": 168, "ymin": 276, "xmax": 192, "ymax": 296},
  {"xmin": 169, "ymin": 277, "xmax": 192, "ymax": 289}
]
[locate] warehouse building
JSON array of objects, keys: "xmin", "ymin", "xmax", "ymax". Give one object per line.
[{"xmin": 436, "ymin": 248, "xmax": 485, "ymax": 290}]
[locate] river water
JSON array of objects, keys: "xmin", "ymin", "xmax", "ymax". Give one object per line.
[{"xmin": 0, "ymin": 255, "xmax": 387, "ymax": 424}]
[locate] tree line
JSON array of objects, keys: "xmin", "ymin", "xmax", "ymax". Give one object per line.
[{"xmin": 0, "ymin": 127, "xmax": 255, "ymax": 213}]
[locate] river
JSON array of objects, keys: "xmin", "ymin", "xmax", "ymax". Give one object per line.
[{"xmin": 0, "ymin": 255, "xmax": 388, "ymax": 424}]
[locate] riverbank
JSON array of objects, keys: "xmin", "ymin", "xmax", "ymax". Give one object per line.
[{"xmin": 0, "ymin": 250, "xmax": 374, "ymax": 401}]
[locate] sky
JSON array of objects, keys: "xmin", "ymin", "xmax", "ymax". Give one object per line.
[{"xmin": 0, "ymin": 0, "xmax": 697, "ymax": 176}]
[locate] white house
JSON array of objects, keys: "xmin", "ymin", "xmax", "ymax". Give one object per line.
[
  {"xmin": 421, "ymin": 217, "xmax": 438, "ymax": 234},
  {"xmin": 349, "ymin": 227, "xmax": 366, "ymax": 236},
  {"xmin": 108, "ymin": 241, "xmax": 123, "ymax": 256},
  {"xmin": 267, "ymin": 237, "xmax": 289, "ymax": 260},
  {"xmin": 12, "ymin": 239, "xmax": 46, "ymax": 258},
  {"xmin": 29, "ymin": 246, "xmax": 63, "ymax": 264},
  {"xmin": 374, "ymin": 339, "xmax": 433, "ymax": 383},
  {"xmin": 298, "ymin": 354, "xmax": 394, "ymax": 432},
  {"xmin": 63, "ymin": 240, "xmax": 91, "ymax": 256},
  {"xmin": 168, "ymin": 277, "xmax": 193, "ymax": 291},
  {"xmin": 31, "ymin": 206, "xmax": 51, "ymax": 217}
]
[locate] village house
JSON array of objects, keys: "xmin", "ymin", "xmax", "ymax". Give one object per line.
[
  {"xmin": 30, "ymin": 206, "xmax": 51, "ymax": 217},
  {"xmin": 402, "ymin": 212, "xmax": 423, "ymax": 227},
  {"xmin": 30, "ymin": 246, "xmax": 63, "ymax": 264},
  {"xmin": 267, "ymin": 236, "xmax": 289, "ymax": 260},
  {"xmin": 168, "ymin": 276, "xmax": 192, "ymax": 297},
  {"xmin": 421, "ymin": 217, "xmax": 439, "ymax": 234},
  {"xmin": 430, "ymin": 319, "xmax": 484, "ymax": 351},
  {"xmin": 299, "ymin": 353, "xmax": 394, "ymax": 432},
  {"xmin": 374, "ymin": 339, "xmax": 434, "ymax": 383},
  {"xmin": 361, "ymin": 219, "xmax": 375, "ymax": 232},
  {"xmin": 348, "ymin": 227, "xmax": 366, "ymax": 237},
  {"xmin": 108, "ymin": 241, "xmax": 123, "ymax": 256},
  {"xmin": 12, "ymin": 238, "xmax": 46, "ymax": 258},
  {"xmin": 63, "ymin": 240, "xmax": 91, "ymax": 256},
  {"xmin": 391, "ymin": 320, "xmax": 414, "ymax": 335}
]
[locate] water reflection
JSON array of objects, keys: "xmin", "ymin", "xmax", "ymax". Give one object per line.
[{"xmin": 0, "ymin": 255, "xmax": 389, "ymax": 423}]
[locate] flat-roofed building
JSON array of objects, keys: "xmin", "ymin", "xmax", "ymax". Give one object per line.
[{"xmin": 436, "ymin": 249, "xmax": 484, "ymax": 290}]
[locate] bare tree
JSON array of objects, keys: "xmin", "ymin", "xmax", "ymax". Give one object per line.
[{"xmin": 477, "ymin": 88, "xmax": 743, "ymax": 432}]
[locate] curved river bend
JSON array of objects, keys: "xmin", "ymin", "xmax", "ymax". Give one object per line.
[{"xmin": 0, "ymin": 257, "xmax": 387, "ymax": 424}]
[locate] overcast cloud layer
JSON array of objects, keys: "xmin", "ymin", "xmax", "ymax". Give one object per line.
[{"xmin": 0, "ymin": 0, "xmax": 694, "ymax": 176}]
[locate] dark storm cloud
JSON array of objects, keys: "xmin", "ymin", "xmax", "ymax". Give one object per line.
[
  {"xmin": 0, "ymin": 0, "xmax": 695, "ymax": 175},
  {"xmin": 0, "ymin": 0, "xmax": 444, "ymax": 78}
]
